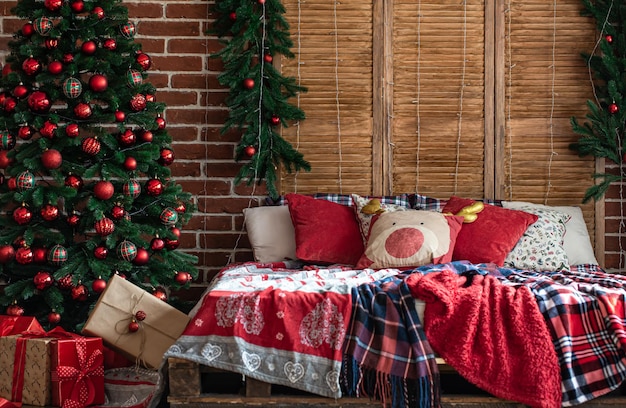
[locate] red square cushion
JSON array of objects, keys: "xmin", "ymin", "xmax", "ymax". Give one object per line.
[
  {"xmin": 286, "ymin": 193, "xmax": 364, "ymax": 265},
  {"xmin": 442, "ymin": 196, "xmax": 538, "ymax": 266}
]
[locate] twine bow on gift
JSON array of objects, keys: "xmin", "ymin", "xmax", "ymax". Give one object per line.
[
  {"xmin": 113, "ymin": 293, "xmax": 148, "ymax": 367},
  {"xmin": 54, "ymin": 336, "xmax": 103, "ymax": 408}
]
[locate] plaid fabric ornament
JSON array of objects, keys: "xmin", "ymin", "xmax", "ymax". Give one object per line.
[
  {"xmin": 0, "ymin": 130, "xmax": 15, "ymax": 150},
  {"xmin": 117, "ymin": 240, "xmax": 137, "ymax": 261},
  {"xmin": 120, "ymin": 22, "xmax": 136, "ymax": 39},
  {"xmin": 63, "ymin": 77, "xmax": 82, "ymax": 98},
  {"xmin": 159, "ymin": 207, "xmax": 178, "ymax": 226},
  {"xmin": 16, "ymin": 171, "xmax": 35, "ymax": 191},
  {"xmin": 33, "ymin": 16, "xmax": 52, "ymax": 36},
  {"xmin": 48, "ymin": 244, "xmax": 68, "ymax": 265},
  {"xmin": 126, "ymin": 69, "xmax": 142, "ymax": 87},
  {"xmin": 123, "ymin": 180, "xmax": 141, "ymax": 198}
]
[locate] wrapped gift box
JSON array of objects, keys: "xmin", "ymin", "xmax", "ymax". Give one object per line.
[
  {"xmin": 0, "ymin": 315, "xmax": 44, "ymax": 336},
  {"xmin": 82, "ymin": 274, "xmax": 190, "ymax": 369},
  {"xmin": 50, "ymin": 332, "xmax": 105, "ymax": 407},
  {"xmin": 0, "ymin": 334, "xmax": 53, "ymax": 406}
]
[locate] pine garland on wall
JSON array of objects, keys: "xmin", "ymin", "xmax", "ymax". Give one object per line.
[
  {"xmin": 211, "ymin": 0, "xmax": 310, "ymax": 199},
  {"xmin": 570, "ymin": 0, "xmax": 625, "ymax": 202}
]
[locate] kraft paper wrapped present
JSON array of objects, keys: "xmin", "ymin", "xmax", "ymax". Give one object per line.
[
  {"xmin": 82, "ymin": 274, "xmax": 190, "ymax": 369},
  {"xmin": 50, "ymin": 329, "xmax": 104, "ymax": 407},
  {"xmin": 0, "ymin": 315, "xmax": 45, "ymax": 336},
  {"xmin": 0, "ymin": 334, "xmax": 53, "ymax": 406}
]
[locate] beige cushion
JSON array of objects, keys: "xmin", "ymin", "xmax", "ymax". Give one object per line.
[{"xmin": 243, "ymin": 206, "xmax": 297, "ymax": 263}]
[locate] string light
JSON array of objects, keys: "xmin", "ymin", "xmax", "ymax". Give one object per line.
[
  {"xmin": 544, "ymin": 0, "xmax": 557, "ymax": 204},
  {"xmin": 453, "ymin": 0, "xmax": 468, "ymax": 195},
  {"xmin": 292, "ymin": 0, "xmax": 303, "ymax": 192},
  {"xmin": 333, "ymin": 0, "xmax": 343, "ymax": 193},
  {"xmin": 414, "ymin": 0, "xmax": 422, "ymax": 194},
  {"xmin": 506, "ymin": 0, "xmax": 513, "ymax": 200}
]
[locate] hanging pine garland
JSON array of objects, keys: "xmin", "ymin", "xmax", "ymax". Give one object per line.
[
  {"xmin": 211, "ymin": 0, "xmax": 310, "ymax": 199},
  {"xmin": 570, "ymin": 0, "xmax": 625, "ymax": 202}
]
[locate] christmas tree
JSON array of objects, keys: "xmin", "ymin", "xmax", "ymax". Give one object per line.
[
  {"xmin": 0, "ymin": 0, "xmax": 198, "ymax": 332},
  {"xmin": 570, "ymin": 0, "xmax": 626, "ymax": 202},
  {"xmin": 211, "ymin": 0, "xmax": 310, "ymax": 199}
]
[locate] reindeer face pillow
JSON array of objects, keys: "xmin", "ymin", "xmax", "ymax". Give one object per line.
[{"xmin": 356, "ymin": 210, "xmax": 464, "ymax": 269}]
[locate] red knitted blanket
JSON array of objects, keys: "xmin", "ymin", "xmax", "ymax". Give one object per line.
[{"xmin": 407, "ymin": 270, "xmax": 561, "ymax": 408}]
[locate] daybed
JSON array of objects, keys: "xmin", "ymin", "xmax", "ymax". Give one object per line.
[{"xmin": 164, "ymin": 193, "xmax": 626, "ymax": 408}]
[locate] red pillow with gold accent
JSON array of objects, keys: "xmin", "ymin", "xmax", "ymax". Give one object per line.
[
  {"xmin": 286, "ymin": 193, "xmax": 364, "ymax": 265},
  {"xmin": 442, "ymin": 196, "xmax": 538, "ymax": 266}
]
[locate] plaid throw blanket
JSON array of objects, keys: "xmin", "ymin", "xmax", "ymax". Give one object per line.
[
  {"xmin": 501, "ymin": 264, "xmax": 626, "ymax": 406},
  {"xmin": 342, "ymin": 273, "xmax": 440, "ymax": 408}
]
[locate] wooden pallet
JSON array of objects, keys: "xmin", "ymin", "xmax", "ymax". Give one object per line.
[{"xmin": 167, "ymin": 358, "xmax": 626, "ymax": 408}]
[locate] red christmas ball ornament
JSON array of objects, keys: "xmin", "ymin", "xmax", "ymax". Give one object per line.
[
  {"xmin": 243, "ymin": 78, "xmax": 255, "ymax": 90},
  {"xmin": 150, "ymin": 237, "xmax": 165, "ymax": 251},
  {"xmin": 47, "ymin": 60, "xmax": 63, "ymax": 75},
  {"xmin": 65, "ymin": 123, "xmax": 80, "ymax": 138},
  {"xmin": 48, "ymin": 244, "xmax": 67, "ymax": 265},
  {"xmin": 66, "ymin": 212, "xmax": 80, "ymax": 227},
  {"xmin": 62, "ymin": 53, "xmax": 74, "ymax": 64},
  {"xmin": 0, "ymin": 245, "xmax": 15, "ymax": 263},
  {"xmin": 129, "ymin": 94, "xmax": 147, "ymax": 111},
  {"xmin": 94, "ymin": 217, "xmax": 115, "ymax": 236},
  {"xmin": 70, "ymin": 0, "xmax": 84, "ymax": 13},
  {"xmin": 71, "ymin": 284, "xmax": 89, "ymax": 301},
  {"xmin": 6, "ymin": 304, "xmax": 24, "ymax": 316},
  {"xmin": 160, "ymin": 207, "xmax": 178, "ymax": 226},
  {"xmin": 18, "ymin": 125, "xmax": 33, "ymax": 140},
  {"xmin": 6, "ymin": 177, "xmax": 16, "ymax": 190},
  {"xmin": 40, "ymin": 121, "xmax": 57, "ymax": 138},
  {"xmin": 175, "ymin": 201, "xmax": 186, "ymax": 213},
  {"xmin": 229, "ymin": 12, "xmax": 237, "ymax": 21},
  {"xmin": 114, "ymin": 110, "xmax": 126, "ymax": 122},
  {"xmin": 145, "ymin": 94, "xmax": 155, "ymax": 103},
  {"xmin": 139, "ymin": 130, "xmax": 153, "ymax": 143},
  {"xmin": 93, "ymin": 246, "xmax": 108, "ymax": 260},
  {"xmin": 263, "ymin": 54, "xmax": 273, "ymax": 63},
  {"xmin": 110, "ymin": 204, "xmax": 125, "ymax": 220},
  {"xmin": 165, "ymin": 237, "xmax": 179, "ymax": 250},
  {"xmin": 118, "ymin": 129, "xmax": 136, "ymax": 146},
  {"xmin": 244, "ymin": 145, "xmax": 256, "ymax": 157},
  {"xmin": 145, "ymin": 178, "xmax": 164, "ymax": 196},
  {"xmin": 135, "ymin": 310, "xmax": 147, "ymax": 321},
  {"xmin": 123, "ymin": 179, "xmax": 141, "ymax": 198},
  {"xmin": 605, "ymin": 34, "xmax": 614, "ymax": 44},
  {"xmin": 171, "ymin": 227, "xmax": 181, "ymax": 238},
  {"xmin": 33, "ymin": 17, "xmax": 53, "ymax": 36},
  {"xmin": 0, "ymin": 150, "xmax": 11, "ymax": 169},
  {"xmin": 65, "ymin": 174, "xmax": 83, "ymax": 190},
  {"xmin": 123, "ymin": 156, "xmax": 137, "ymax": 171},
  {"xmin": 120, "ymin": 22, "xmax": 136, "ymax": 39},
  {"xmin": 32, "ymin": 247, "xmax": 48, "ymax": 263},
  {"xmin": 21, "ymin": 23, "xmax": 34, "ymax": 37},
  {"xmin": 153, "ymin": 289, "xmax": 167, "ymax": 302},
  {"xmin": 41, "ymin": 149, "xmax": 62, "ymax": 169},
  {"xmin": 74, "ymin": 102, "xmax": 92, "ymax": 119},
  {"xmin": 28, "ymin": 91, "xmax": 51, "ymax": 113},
  {"xmin": 3, "ymin": 97, "xmax": 16, "ymax": 113},
  {"xmin": 15, "ymin": 246, "xmax": 33, "ymax": 265},
  {"xmin": 128, "ymin": 320, "xmax": 140, "ymax": 332},
  {"xmin": 609, "ymin": 103, "xmax": 619, "ymax": 115},
  {"xmin": 13, "ymin": 84, "xmax": 28, "ymax": 99},
  {"xmin": 45, "ymin": 38, "xmax": 58, "ymax": 49},
  {"xmin": 93, "ymin": 6, "xmax": 104, "ymax": 19},
  {"xmin": 57, "ymin": 275, "xmax": 73, "ymax": 290},
  {"xmin": 159, "ymin": 148, "xmax": 175, "ymax": 166},
  {"xmin": 44, "ymin": 0, "xmax": 62, "ymax": 11},
  {"xmin": 13, "ymin": 206, "xmax": 32, "ymax": 225},
  {"xmin": 92, "ymin": 277, "xmax": 107, "ymax": 293},
  {"xmin": 40, "ymin": 203, "xmax": 59, "ymax": 221},
  {"xmin": 0, "ymin": 131, "xmax": 15, "ymax": 150},
  {"xmin": 16, "ymin": 171, "xmax": 35, "ymax": 191},
  {"xmin": 81, "ymin": 40, "xmax": 97, "ymax": 55},
  {"xmin": 33, "ymin": 271, "xmax": 53, "ymax": 290},
  {"xmin": 48, "ymin": 311, "xmax": 61, "ymax": 324},
  {"xmin": 82, "ymin": 137, "xmax": 101, "ymax": 155},
  {"xmin": 270, "ymin": 115, "xmax": 281, "ymax": 126},
  {"xmin": 89, "ymin": 74, "xmax": 108, "ymax": 92},
  {"xmin": 175, "ymin": 271, "xmax": 191, "ymax": 285},
  {"xmin": 136, "ymin": 53, "xmax": 152, "ymax": 71},
  {"xmin": 132, "ymin": 247, "xmax": 149, "ymax": 265},
  {"xmin": 94, "ymin": 180, "xmax": 115, "ymax": 200},
  {"xmin": 103, "ymin": 38, "xmax": 117, "ymax": 51},
  {"xmin": 258, "ymin": 0, "xmax": 266, "ymax": 4},
  {"xmin": 13, "ymin": 237, "xmax": 26, "ymax": 248},
  {"xmin": 155, "ymin": 116, "xmax": 166, "ymax": 130},
  {"xmin": 22, "ymin": 57, "xmax": 41, "ymax": 76}
]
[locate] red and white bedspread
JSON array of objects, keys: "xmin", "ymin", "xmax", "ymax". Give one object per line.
[{"xmin": 163, "ymin": 261, "xmax": 402, "ymax": 398}]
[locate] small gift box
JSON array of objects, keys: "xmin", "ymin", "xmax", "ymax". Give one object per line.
[
  {"xmin": 50, "ymin": 329, "xmax": 104, "ymax": 408},
  {"xmin": 82, "ymin": 274, "xmax": 190, "ymax": 370},
  {"xmin": 0, "ymin": 315, "xmax": 45, "ymax": 336},
  {"xmin": 0, "ymin": 334, "xmax": 53, "ymax": 406}
]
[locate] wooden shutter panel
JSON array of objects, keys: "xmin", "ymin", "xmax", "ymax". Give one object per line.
[
  {"xmin": 280, "ymin": 0, "xmax": 375, "ymax": 195},
  {"xmin": 390, "ymin": 0, "xmax": 488, "ymax": 199},
  {"xmin": 498, "ymin": 0, "xmax": 597, "ymax": 240}
]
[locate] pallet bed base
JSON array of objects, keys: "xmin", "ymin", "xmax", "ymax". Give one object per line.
[{"xmin": 167, "ymin": 358, "xmax": 626, "ymax": 408}]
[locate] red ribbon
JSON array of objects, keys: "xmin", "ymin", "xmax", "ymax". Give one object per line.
[{"xmin": 9, "ymin": 330, "xmax": 51, "ymax": 404}]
